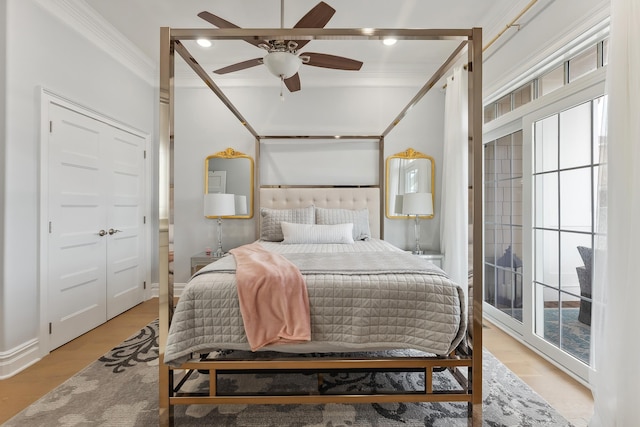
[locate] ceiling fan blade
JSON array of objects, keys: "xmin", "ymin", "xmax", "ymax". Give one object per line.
[
  {"xmin": 213, "ymin": 58, "xmax": 263, "ymax": 74},
  {"xmin": 197, "ymin": 11, "xmax": 264, "ymax": 48},
  {"xmin": 294, "ymin": 2, "xmax": 336, "ymax": 28},
  {"xmin": 301, "ymin": 52, "xmax": 363, "ymax": 71},
  {"xmin": 284, "ymin": 73, "xmax": 301, "ymax": 92},
  {"xmin": 197, "ymin": 11, "xmax": 241, "ymax": 29},
  {"xmin": 289, "ymin": 2, "xmax": 336, "ymax": 50}
]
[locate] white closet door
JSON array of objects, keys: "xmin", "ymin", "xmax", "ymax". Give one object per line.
[
  {"xmin": 48, "ymin": 104, "xmax": 107, "ymax": 350},
  {"xmin": 47, "ymin": 103, "xmax": 145, "ymax": 349},
  {"xmin": 207, "ymin": 170, "xmax": 226, "ymax": 193},
  {"xmin": 105, "ymin": 127, "xmax": 145, "ymax": 319}
]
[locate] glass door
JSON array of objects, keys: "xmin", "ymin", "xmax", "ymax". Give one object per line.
[
  {"xmin": 532, "ymin": 96, "xmax": 605, "ymax": 366},
  {"xmin": 484, "ymin": 131, "xmax": 524, "ymax": 324}
]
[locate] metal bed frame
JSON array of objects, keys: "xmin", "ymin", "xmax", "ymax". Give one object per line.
[{"xmin": 159, "ymin": 25, "xmax": 483, "ymax": 426}]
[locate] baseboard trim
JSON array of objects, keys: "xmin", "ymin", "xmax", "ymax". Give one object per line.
[{"xmin": 0, "ymin": 338, "xmax": 42, "ymax": 379}]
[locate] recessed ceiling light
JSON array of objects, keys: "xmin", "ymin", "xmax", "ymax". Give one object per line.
[
  {"xmin": 197, "ymin": 39, "xmax": 212, "ymax": 48},
  {"xmin": 383, "ymin": 38, "xmax": 397, "ymax": 46}
]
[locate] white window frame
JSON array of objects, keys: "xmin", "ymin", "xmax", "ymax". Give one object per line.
[{"xmin": 483, "ymin": 69, "xmax": 605, "ymax": 386}]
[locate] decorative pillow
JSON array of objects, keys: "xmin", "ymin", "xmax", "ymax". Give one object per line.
[
  {"xmin": 260, "ymin": 205, "xmax": 315, "ymax": 241},
  {"xmin": 315, "ymin": 207, "xmax": 371, "ymax": 241},
  {"xmin": 281, "ymin": 222, "xmax": 355, "ymax": 244}
]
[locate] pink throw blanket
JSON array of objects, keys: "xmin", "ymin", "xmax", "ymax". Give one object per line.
[{"xmin": 230, "ymin": 243, "xmax": 311, "ymax": 351}]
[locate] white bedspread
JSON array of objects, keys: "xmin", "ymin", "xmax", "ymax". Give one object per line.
[{"xmin": 163, "ymin": 239, "xmax": 466, "ymax": 367}]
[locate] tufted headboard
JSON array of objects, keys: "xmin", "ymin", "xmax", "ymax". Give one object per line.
[{"xmin": 259, "ymin": 187, "xmax": 381, "ymax": 239}]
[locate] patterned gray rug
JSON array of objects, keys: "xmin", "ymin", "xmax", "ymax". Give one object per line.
[{"xmin": 5, "ymin": 320, "xmax": 572, "ymax": 426}]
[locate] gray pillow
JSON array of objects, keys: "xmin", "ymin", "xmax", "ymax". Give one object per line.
[
  {"xmin": 260, "ymin": 205, "xmax": 315, "ymax": 241},
  {"xmin": 315, "ymin": 207, "xmax": 371, "ymax": 241}
]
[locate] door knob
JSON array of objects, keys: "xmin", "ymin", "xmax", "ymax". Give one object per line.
[
  {"xmin": 98, "ymin": 229, "xmax": 107, "ymax": 236},
  {"xmin": 108, "ymin": 228, "xmax": 122, "ymax": 235}
]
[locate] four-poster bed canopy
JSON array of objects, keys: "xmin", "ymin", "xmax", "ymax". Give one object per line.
[{"xmin": 159, "ymin": 24, "xmax": 483, "ymax": 426}]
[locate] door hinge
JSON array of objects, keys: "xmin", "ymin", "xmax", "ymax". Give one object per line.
[
  {"xmin": 49, "ymin": 323, "xmax": 52, "ymax": 334},
  {"xmin": 49, "ymin": 221, "xmax": 52, "ymax": 233},
  {"xmin": 143, "ymin": 281, "xmax": 147, "ymax": 290},
  {"xmin": 143, "ymin": 150, "xmax": 146, "ymax": 159},
  {"xmin": 49, "ymin": 121, "xmax": 53, "ymax": 133},
  {"xmin": 143, "ymin": 216, "xmax": 146, "ymax": 224}
]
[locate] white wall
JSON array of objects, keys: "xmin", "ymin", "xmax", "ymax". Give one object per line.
[
  {"xmin": 172, "ymin": 85, "xmax": 445, "ymax": 283},
  {"xmin": 0, "ymin": 0, "xmax": 154, "ymax": 375}
]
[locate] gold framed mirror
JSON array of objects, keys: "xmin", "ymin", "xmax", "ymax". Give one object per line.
[
  {"xmin": 204, "ymin": 147, "xmax": 254, "ymax": 219},
  {"xmin": 386, "ymin": 148, "xmax": 435, "ymax": 219}
]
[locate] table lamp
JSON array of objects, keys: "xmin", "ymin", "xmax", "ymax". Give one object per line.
[
  {"xmin": 402, "ymin": 192, "xmax": 434, "ymax": 255},
  {"xmin": 204, "ymin": 193, "xmax": 236, "ymax": 257}
]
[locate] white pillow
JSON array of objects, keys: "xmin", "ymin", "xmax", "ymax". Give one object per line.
[
  {"xmin": 281, "ymin": 222, "xmax": 355, "ymax": 244},
  {"xmin": 315, "ymin": 207, "xmax": 371, "ymax": 241}
]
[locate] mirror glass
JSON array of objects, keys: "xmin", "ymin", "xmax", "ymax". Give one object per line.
[
  {"xmin": 205, "ymin": 148, "xmax": 254, "ymax": 218},
  {"xmin": 386, "ymin": 148, "xmax": 435, "ymax": 219}
]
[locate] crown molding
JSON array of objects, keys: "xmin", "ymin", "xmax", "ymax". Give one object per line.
[{"xmin": 36, "ymin": 0, "xmax": 155, "ymax": 84}]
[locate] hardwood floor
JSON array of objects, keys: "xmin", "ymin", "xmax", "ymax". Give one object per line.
[{"xmin": 0, "ymin": 298, "xmax": 593, "ymax": 425}]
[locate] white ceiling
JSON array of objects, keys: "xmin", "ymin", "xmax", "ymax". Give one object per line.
[{"xmin": 82, "ymin": 0, "xmax": 521, "ymax": 88}]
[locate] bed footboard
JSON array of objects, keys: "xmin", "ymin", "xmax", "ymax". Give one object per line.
[{"xmin": 169, "ymin": 354, "xmax": 474, "ymax": 406}]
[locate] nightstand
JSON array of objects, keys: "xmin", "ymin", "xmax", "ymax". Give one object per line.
[
  {"xmin": 411, "ymin": 251, "xmax": 444, "ymax": 269},
  {"xmin": 191, "ymin": 252, "xmax": 223, "ymax": 275}
]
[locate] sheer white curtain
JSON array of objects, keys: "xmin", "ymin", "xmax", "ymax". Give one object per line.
[
  {"xmin": 589, "ymin": 0, "xmax": 640, "ymax": 425},
  {"xmin": 440, "ymin": 66, "xmax": 468, "ymax": 290}
]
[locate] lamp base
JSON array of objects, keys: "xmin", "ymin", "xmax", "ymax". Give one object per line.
[
  {"xmin": 213, "ymin": 247, "xmax": 225, "ymax": 258},
  {"xmin": 214, "ymin": 217, "xmax": 225, "ymax": 258},
  {"xmin": 412, "ymin": 250, "xmax": 424, "ymax": 255}
]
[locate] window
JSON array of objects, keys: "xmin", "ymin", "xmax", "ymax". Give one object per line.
[
  {"xmin": 403, "ymin": 159, "xmax": 419, "ymax": 193},
  {"xmin": 540, "ymin": 65, "xmax": 565, "ymax": 97},
  {"xmin": 532, "ymin": 96, "xmax": 605, "ymax": 365},
  {"xmin": 482, "ymin": 32, "xmax": 608, "ymax": 383},
  {"xmin": 483, "ymin": 38, "xmax": 608, "ymax": 124},
  {"xmin": 496, "ymin": 94, "xmax": 512, "ymax": 117},
  {"xmin": 569, "ymin": 45, "xmax": 598, "ymax": 83},
  {"xmin": 484, "ymin": 104, "xmax": 496, "ymax": 123},
  {"xmin": 513, "ymin": 83, "xmax": 533, "ymax": 109},
  {"xmin": 484, "ymin": 131, "xmax": 523, "ymax": 321}
]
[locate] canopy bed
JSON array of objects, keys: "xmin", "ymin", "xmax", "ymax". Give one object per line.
[{"xmin": 159, "ymin": 23, "xmax": 483, "ymax": 426}]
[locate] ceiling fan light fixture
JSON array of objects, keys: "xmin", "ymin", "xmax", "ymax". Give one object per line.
[{"xmin": 263, "ymin": 52, "xmax": 302, "ymax": 79}]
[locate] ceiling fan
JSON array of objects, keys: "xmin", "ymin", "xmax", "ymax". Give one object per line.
[{"xmin": 198, "ymin": 1, "xmax": 363, "ymax": 93}]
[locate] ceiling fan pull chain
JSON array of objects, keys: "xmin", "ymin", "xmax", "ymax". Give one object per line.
[{"xmin": 280, "ymin": 76, "xmax": 285, "ymax": 101}]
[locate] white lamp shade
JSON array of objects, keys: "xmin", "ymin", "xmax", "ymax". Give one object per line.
[
  {"xmin": 402, "ymin": 192, "xmax": 433, "ymax": 215},
  {"xmin": 234, "ymin": 194, "xmax": 248, "ymax": 215},
  {"xmin": 204, "ymin": 193, "xmax": 235, "ymax": 217},
  {"xmin": 263, "ymin": 52, "xmax": 302, "ymax": 78}
]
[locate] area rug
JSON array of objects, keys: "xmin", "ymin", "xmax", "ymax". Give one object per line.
[{"xmin": 4, "ymin": 320, "xmax": 573, "ymax": 426}]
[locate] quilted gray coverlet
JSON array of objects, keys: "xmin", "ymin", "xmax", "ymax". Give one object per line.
[{"xmin": 164, "ymin": 240, "xmax": 466, "ymax": 367}]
